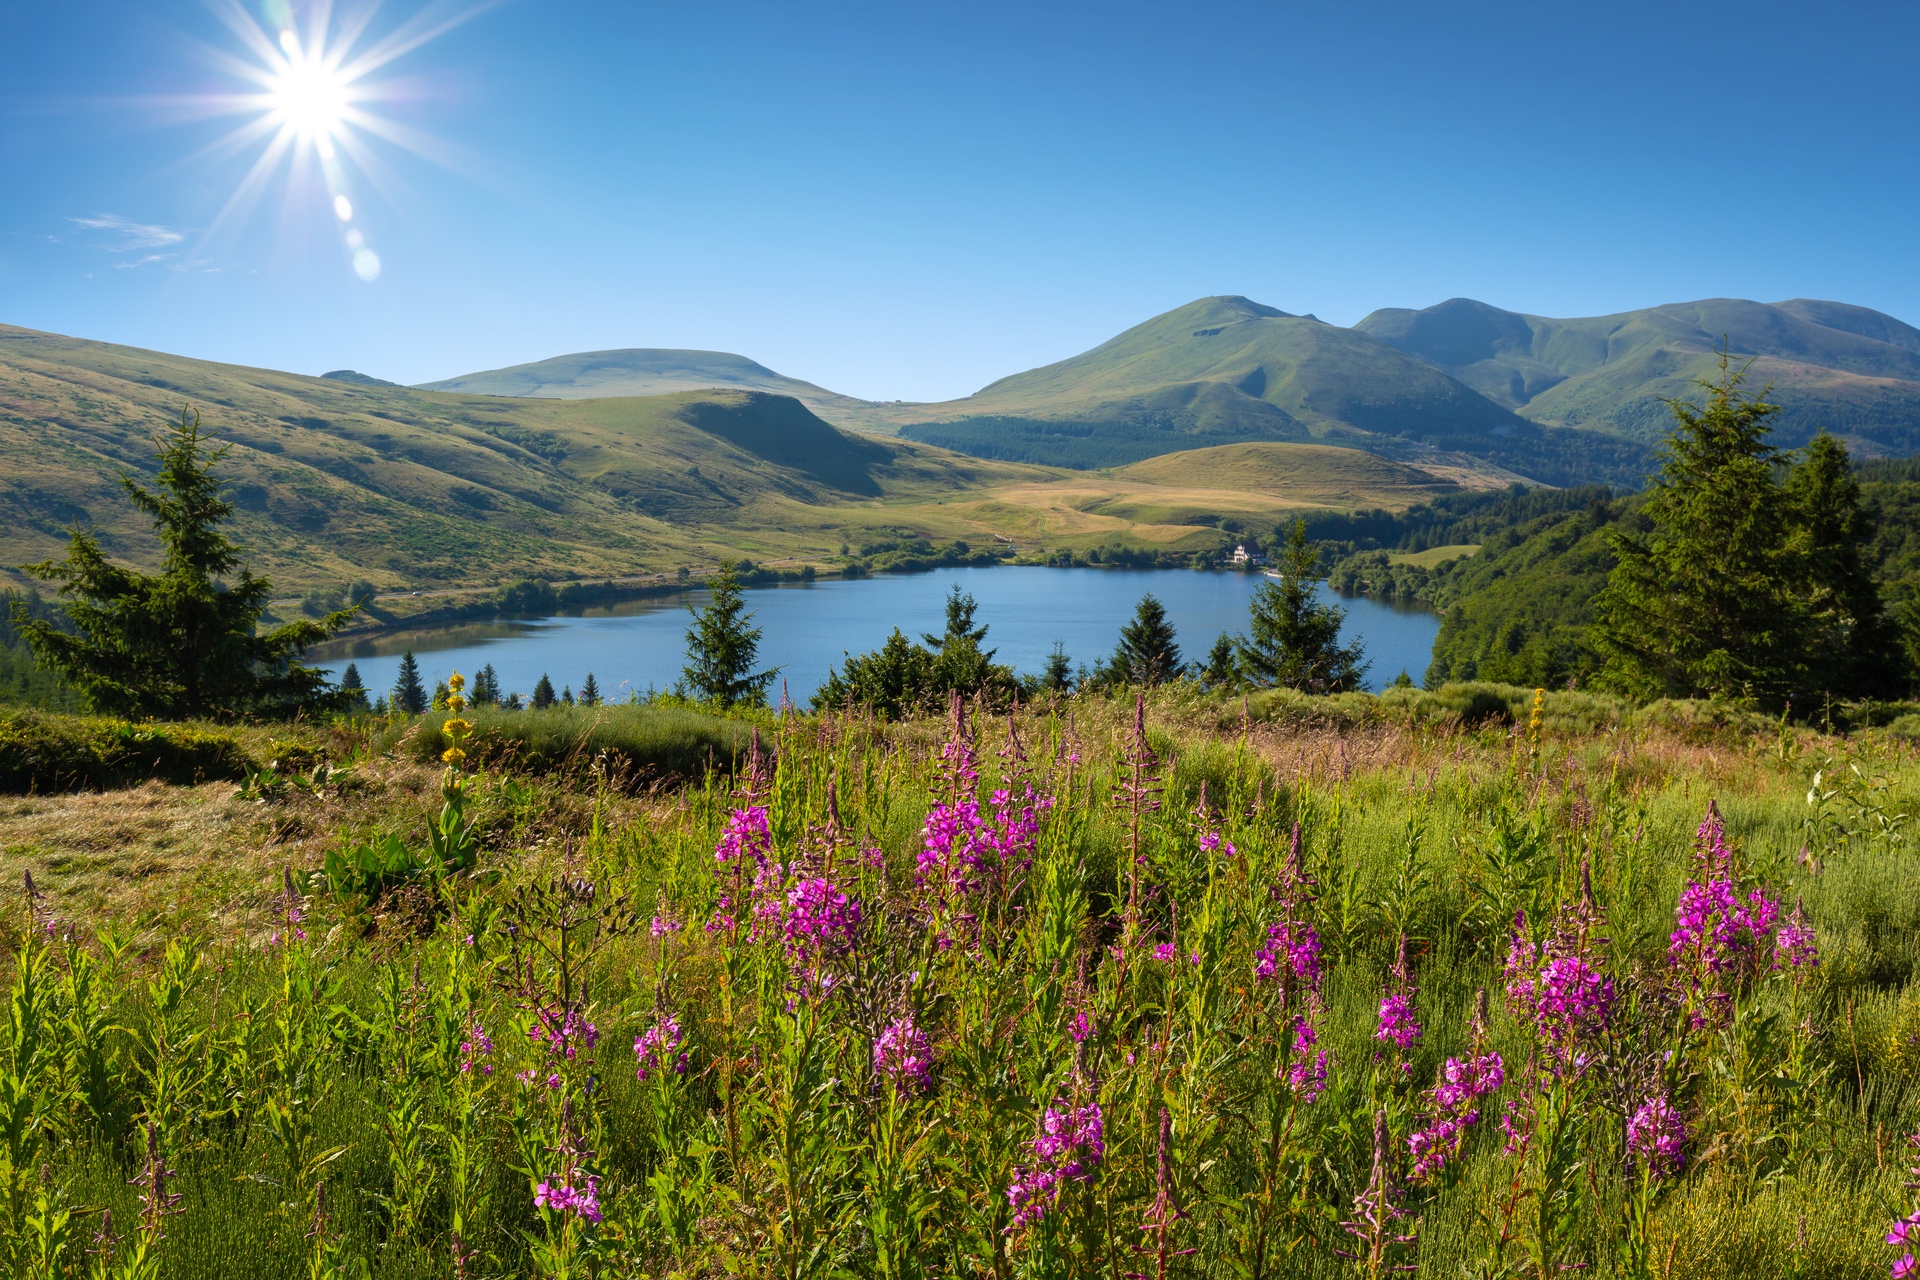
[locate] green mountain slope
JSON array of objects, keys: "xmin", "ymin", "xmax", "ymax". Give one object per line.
[
  {"xmin": 420, "ymin": 347, "xmax": 903, "ymax": 434},
  {"xmin": 1356, "ymin": 296, "xmax": 1920, "ymax": 455},
  {"xmin": 892, "ymin": 296, "xmax": 1647, "ymax": 485},
  {"xmin": 0, "ymin": 325, "xmax": 1034, "ymax": 591}
]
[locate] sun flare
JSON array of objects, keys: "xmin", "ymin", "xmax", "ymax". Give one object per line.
[
  {"xmin": 264, "ymin": 33, "xmax": 352, "ymax": 150},
  {"xmin": 176, "ymin": 2, "xmax": 488, "ymax": 281}
]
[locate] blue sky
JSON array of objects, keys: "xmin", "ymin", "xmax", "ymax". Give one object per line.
[{"xmin": 2, "ymin": 1, "xmax": 1914, "ymax": 401}]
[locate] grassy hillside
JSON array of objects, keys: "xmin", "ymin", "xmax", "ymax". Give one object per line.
[
  {"xmin": 893, "ymin": 296, "xmax": 1651, "ymax": 484},
  {"xmin": 419, "ymin": 346, "xmax": 905, "ymax": 435},
  {"xmin": 0, "ymin": 324, "xmax": 1056, "ymax": 591},
  {"xmin": 1357, "ymin": 295, "xmax": 1920, "ymax": 456},
  {"xmin": 0, "ymin": 325, "xmax": 1502, "ymax": 608}
]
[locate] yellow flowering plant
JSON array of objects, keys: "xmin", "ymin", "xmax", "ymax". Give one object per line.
[{"xmin": 429, "ymin": 670, "xmax": 480, "ymax": 875}]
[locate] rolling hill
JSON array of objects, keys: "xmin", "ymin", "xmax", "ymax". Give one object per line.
[
  {"xmin": 0, "ymin": 325, "xmax": 1491, "ymax": 597},
  {"xmin": 419, "ymin": 347, "xmax": 903, "ymax": 434},
  {"xmin": 884, "ymin": 297, "xmax": 1643, "ymax": 485},
  {"xmin": 1355, "ymin": 296, "xmax": 1920, "ymax": 455},
  {"xmin": 0, "ymin": 324, "xmax": 1042, "ymax": 591}
]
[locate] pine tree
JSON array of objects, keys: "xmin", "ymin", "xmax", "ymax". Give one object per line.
[
  {"xmin": 1041, "ymin": 642, "xmax": 1075, "ymax": 693},
  {"xmin": 579, "ymin": 673, "xmax": 601, "ymax": 706},
  {"xmin": 1202, "ymin": 633, "xmax": 1239, "ymax": 689},
  {"xmin": 532, "ymin": 674, "xmax": 556, "ymax": 710},
  {"xmin": 472, "ymin": 664, "xmax": 501, "ymax": 706},
  {"xmin": 1236, "ymin": 519, "xmax": 1368, "ymax": 692},
  {"xmin": 338, "ymin": 662, "xmax": 370, "ymax": 712},
  {"xmin": 1594, "ymin": 355, "xmax": 1805, "ymax": 703},
  {"xmin": 1786, "ymin": 432, "xmax": 1904, "ymax": 697},
  {"xmin": 923, "ymin": 585, "xmax": 993, "ymax": 657},
  {"xmin": 562, "ymin": 685, "xmax": 574, "ymax": 705},
  {"xmin": 12, "ymin": 408, "xmax": 353, "ymax": 718},
  {"xmin": 392, "ymin": 651, "xmax": 427, "ymax": 716},
  {"xmin": 1108, "ymin": 594, "xmax": 1183, "ymax": 686},
  {"xmin": 680, "ymin": 561, "xmax": 777, "ymax": 708}
]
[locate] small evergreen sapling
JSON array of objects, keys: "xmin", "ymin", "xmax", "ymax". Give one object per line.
[
  {"xmin": 1108, "ymin": 594, "xmax": 1182, "ymax": 686},
  {"xmin": 532, "ymin": 674, "xmax": 557, "ymax": 710},
  {"xmin": 578, "ymin": 673, "xmax": 601, "ymax": 706},
  {"xmin": 392, "ymin": 651, "xmax": 428, "ymax": 716},
  {"xmin": 1236, "ymin": 519, "xmax": 1368, "ymax": 693},
  {"xmin": 680, "ymin": 561, "xmax": 777, "ymax": 709}
]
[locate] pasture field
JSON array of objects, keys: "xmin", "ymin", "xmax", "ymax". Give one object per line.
[{"xmin": 7, "ymin": 686, "xmax": 1920, "ymax": 1279}]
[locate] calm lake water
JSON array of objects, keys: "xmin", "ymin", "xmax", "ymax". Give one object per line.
[{"xmin": 313, "ymin": 567, "xmax": 1439, "ymax": 705}]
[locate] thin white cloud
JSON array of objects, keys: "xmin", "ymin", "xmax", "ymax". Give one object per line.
[{"xmin": 69, "ymin": 214, "xmax": 185, "ymax": 252}]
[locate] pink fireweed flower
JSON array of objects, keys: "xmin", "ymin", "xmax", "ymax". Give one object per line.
[
  {"xmin": 650, "ymin": 912, "xmax": 680, "ymax": 939},
  {"xmin": 874, "ymin": 1015, "xmax": 934, "ymax": 1093},
  {"xmin": 1895, "ymin": 1254, "xmax": 1916, "ymax": 1280},
  {"xmin": 783, "ymin": 877, "xmax": 863, "ymax": 964},
  {"xmin": 534, "ymin": 1175, "xmax": 603, "ymax": 1224},
  {"xmin": 634, "ymin": 1015, "xmax": 687, "ymax": 1082},
  {"xmin": 458, "ymin": 1020, "xmax": 494, "ymax": 1076},
  {"xmin": 1776, "ymin": 899, "xmax": 1819, "ymax": 970},
  {"xmin": 1408, "ymin": 1052, "xmax": 1503, "ymax": 1181},
  {"xmin": 1890, "ymin": 1214, "xmax": 1920, "ymax": 1247},
  {"xmin": 1504, "ymin": 914, "xmax": 1614, "ymax": 1063},
  {"xmin": 1068, "ymin": 1009, "xmax": 1095, "ymax": 1043},
  {"xmin": 1254, "ymin": 920, "xmax": 1322, "ymax": 989},
  {"xmin": 1375, "ymin": 991, "xmax": 1422, "ymax": 1051},
  {"xmin": 1153, "ymin": 942, "xmax": 1178, "ymax": 963},
  {"xmin": 1670, "ymin": 877, "xmax": 1779, "ymax": 974},
  {"xmin": 527, "ymin": 1008, "xmax": 598, "ymax": 1060},
  {"xmin": 1626, "ymin": 1094, "xmax": 1687, "ymax": 1179},
  {"xmin": 1287, "ymin": 1009, "xmax": 1330, "ymax": 1103},
  {"xmin": 714, "ymin": 806, "xmax": 773, "ymax": 867},
  {"xmin": 1198, "ymin": 827, "xmax": 1237, "ymax": 859},
  {"xmin": 1006, "ymin": 1100, "xmax": 1104, "ymax": 1229}
]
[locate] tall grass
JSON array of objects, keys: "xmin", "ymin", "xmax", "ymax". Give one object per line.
[
  {"xmin": 382, "ymin": 702, "xmax": 760, "ymax": 783},
  {"xmin": 11, "ymin": 697, "xmax": 1920, "ymax": 1278}
]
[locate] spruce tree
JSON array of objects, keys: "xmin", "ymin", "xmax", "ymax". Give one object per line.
[
  {"xmin": 1202, "ymin": 633, "xmax": 1239, "ymax": 689},
  {"xmin": 1108, "ymin": 594, "xmax": 1183, "ymax": 686},
  {"xmin": 1594, "ymin": 355, "xmax": 1805, "ymax": 703},
  {"xmin": 1236, "ymin": 519, "xmax": 1368, "ymax": 693},
  {"xmin": 579, "ymin": 672, "xmax": 601, "ymax": 706},
  {"xmin": 532, "ymin": 674, "xmax": 556, "ymax": 710},
  {"xmin": 472, "ymin": 664, "xmax": 501, "ymax": 706},
  {"xmin": 1041, "ymin": 642, "xmax": 1075, "ymax": 693},
  {"xmin": 13, "ymin": 408, "xmax": 353, "ymax": 718},
  {"xmin": 680, "ymin": 561, "xmax": 776, "ymax": 708},
  {"xmin": 923, "ymin": 585, "xmax": 993, "ymax": 656},
  {"xmin": 1786, "ymin": 431, "xmax": 1903, "ymax": 697},
  {"xmin": 338, "ymin": 662, "xmax": 370, "ymax": 712},
  {"xmin": 392, "ymin": 651, "xmax": 427, "ymax": 716}
]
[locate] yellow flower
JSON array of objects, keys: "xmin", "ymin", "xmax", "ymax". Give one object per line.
[
  {"xmin": 442, "ymin": 746, "xmax": 467, "ymax": 765},
  {"xmin": 447, "ymin": 692, "xmax": 467, "ymax": 714},
  {"xmin": 448, "ymin": 671, "xmax": 466, "ymax": 692},
  {"xmin": 443, "ymin": 717, "xmax": 473, "ymax": 739}
]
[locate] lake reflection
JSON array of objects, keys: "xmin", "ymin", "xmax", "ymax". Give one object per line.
[{"xmin": 314, "ymin": 567, "xmax": 1438, "ymax": 705}]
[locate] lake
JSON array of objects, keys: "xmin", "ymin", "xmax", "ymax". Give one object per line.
[{"xmin": 313, "ymin": 567, "xmax": 1439, "ymax": 705}]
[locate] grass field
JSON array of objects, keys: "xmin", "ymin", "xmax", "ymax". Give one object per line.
[
  {"xmin": 1388, "ymin": 543, "xmax": 1482, "ymax": 569},
  {"xmin": 7, "ymin": 686, "xmax": 1920, "ymax": 1278}
]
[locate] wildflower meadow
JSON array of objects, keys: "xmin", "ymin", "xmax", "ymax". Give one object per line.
[{"xmin": 8, "ymin": 685, "xmax": 1920, "ymax": 1279}]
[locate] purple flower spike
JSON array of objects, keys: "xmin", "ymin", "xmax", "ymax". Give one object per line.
[
  {"xmin": 634, "ymin": 1015, "xmax": 688, "ymax": 1082},
  {"xmin": 874, "ymin": 1015, "xmax": 934, "ymax": 1093},
  {"xmin": 1626, "ymin": 1094, "xmax": 1687, "ymax": 1179},
  {"xmin": 1375, "ymin": 991, "xmax": 1422, "ymax": 1050}
]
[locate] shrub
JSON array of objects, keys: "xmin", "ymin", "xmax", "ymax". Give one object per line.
[
  {"xmin": 0, "ymin": 709, "xmax": 254, "ymax": 793},
  {"xmin": 382, "ymin": 703, "xmax": 758, "ymax": 782}
]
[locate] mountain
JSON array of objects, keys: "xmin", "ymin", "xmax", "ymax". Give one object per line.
[
  {"xmin": 1355, "ymin": 297, "xmax": 1920, "ymax": 454},
  {"xmin": 0, "ymin": 325, "xmax": 1037, "ymax": 591},
  {"xmin": 420, "ymin": 348, "xmax": 904, "ymax": 434},
  {"xmin": 889, "ymin": 297, "xmax": 1645, "ymax": 486}
]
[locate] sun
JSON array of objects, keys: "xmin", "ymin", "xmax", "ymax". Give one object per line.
[
  {"xmin": 264, "ymin": 31, "xmax": 353, "ymax": 151},
  {"xmin": 176, "ymin": 2, "xmax": 489, "ymax": 281}
]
